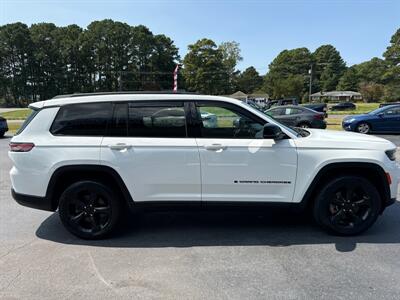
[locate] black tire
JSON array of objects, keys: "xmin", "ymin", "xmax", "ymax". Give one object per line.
[
  {"xmin": 0, "ymin": 131, "xmax": 4, "ymax": 137},
  {"xmin": 356, "ymin": 122, "xmax": 370, "ymax": 134},
  {"xmin": 59, "ymin": 181, "xmax": 121, "ymax": 239},
  {"xmin": 298, "ymin": 122, "xmax": 311, "ymax": 128},
  {"xmin": 313, "ymin": 176, "xmax": 381, "ymax": 236}
]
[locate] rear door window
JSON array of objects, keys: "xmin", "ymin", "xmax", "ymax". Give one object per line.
[
  {"xmin": 50, "ymin": 102, "xmax": 112, "ymax": 136},
  {"xmin": 127, "ymin": 102, "xmax": 187, "ymax": 137}
]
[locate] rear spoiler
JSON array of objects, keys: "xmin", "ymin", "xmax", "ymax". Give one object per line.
[{"xmin": 28, "ymin": 101, "xmax": 45, "ymax": 110}]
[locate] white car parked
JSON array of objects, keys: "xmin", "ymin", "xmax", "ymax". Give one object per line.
[{"xmin": 9, "ymin": 92, "xmax": 400, "ymax": 239}]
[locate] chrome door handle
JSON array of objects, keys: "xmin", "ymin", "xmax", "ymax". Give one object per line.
[
  {"xmin": 108, "ymin": 143, "xmax": 132, "ymax": 150},
  {"xmin": 204, "ymin": 144, "xmax": 227, "ymax": 151}
]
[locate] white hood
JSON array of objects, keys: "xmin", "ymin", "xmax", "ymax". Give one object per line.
[{"xmin": 294, "ymin": 129, "xmax": 396, "ymax": 151}]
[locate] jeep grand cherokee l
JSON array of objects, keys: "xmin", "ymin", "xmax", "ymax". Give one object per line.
[{"xmin": 9, "ymin": 92, "xmax": 399, "ymax": 239}]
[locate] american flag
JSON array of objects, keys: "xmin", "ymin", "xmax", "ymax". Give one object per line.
[{"xmin": 173, "ymin": 64, "xmax": 179, "ymax": 92}]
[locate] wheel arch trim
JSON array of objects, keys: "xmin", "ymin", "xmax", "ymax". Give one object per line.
[
  {"xmin": 299, "ymin": 161, "xmax": 391, "ymax": 211},
  {"xmin": 46, "ymin": 164, "xmax": 134, "ymax": 210}
]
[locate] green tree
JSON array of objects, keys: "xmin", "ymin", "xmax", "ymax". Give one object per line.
[
  {"xmin": 219, "ymin": 41, "xmax": 242, "ymax": 92},
  {"xmin": 182, "ymin": 38, "xmax": 229, "ymax": 94},
  {"xmin": 337, "ymin": 67, "xmax": 359, "ymax": 91},
  {"xmin": 264, "ymin": 47, "xmax": 312, "ymax": 99},
  {"xmin": 57, "ymin": 25, "xmax": 86, "ymax": 94},
  {"xmin": 235, "ymin": 66, "xmax": 263, "ymax": 93},
  {"xmin": 358, "ymin": 82, "xmax": 385, "ymax": 102},
  {"xmin": 30, "ymin": 23, "xmax": 63, "ymax": 100},
  {"xmin": 382, "ymin": 28, "xmax": 400, "ymax": 101},
  {"xmin": 312, "ymin": 45, "xmax": 346, "ymax": 91},
  {"xmin": 355, "ymin": 57, "xmax": 387, "ymax": 83},
  {"xmin": 0, "ymin": 22, "xmax": 33, "ymax": 106}
]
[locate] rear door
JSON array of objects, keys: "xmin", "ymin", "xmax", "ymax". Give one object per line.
[
  {"xmin": 194, "ymin": 101, "xmax": 298, "ymax": 203},
  {"xmin": 101, "ymin": 101, "xmax": 201, "ymax": 203}
]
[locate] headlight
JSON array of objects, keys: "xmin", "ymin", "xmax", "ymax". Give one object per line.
[
  {"xmin": 345, "ymin": 118, "xmax": 356, "ymax": 123},
  {"xmin": 385, "ymin": 149, "xmax": 397, "ymax": 161}
]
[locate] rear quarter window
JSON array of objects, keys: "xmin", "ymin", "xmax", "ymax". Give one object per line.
[
  {"xmin": 50, "ymin": 103, "xmax": 112, "ymax": 136},
  {"xmin": 15, "ymin": 108, "xmax": 39, "ymax": 135}
]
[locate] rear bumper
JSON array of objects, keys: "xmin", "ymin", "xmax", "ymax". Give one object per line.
[{"xmin": 11, "ymin": 189, "xmax": 54, "ymax": 212}]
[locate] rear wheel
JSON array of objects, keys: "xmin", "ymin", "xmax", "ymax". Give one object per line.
[
  {"xmin": 356, "ymin": 122, "xmax": 370, "ymax": 134},
  {"xmin": 59, "ymin": 181, "xmax": 121, "ymax": 239},
  {"xmin": 298, "ymin": 122, "xmax": 310, "ymax": 128},
  {"xmin": 313, "ymin": 176, "xmax": 381, "ymax": 236}
]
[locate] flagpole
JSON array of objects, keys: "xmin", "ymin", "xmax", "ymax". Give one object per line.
[{"xmin": 173, "ymin": 64, "xmax": 179, "ymax": 93}]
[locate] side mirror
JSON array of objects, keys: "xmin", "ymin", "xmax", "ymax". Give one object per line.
[
  {"xmin": 378, "ymin": 113, "xmax": 384, "ymax": 118},
  {"xmin": 263, "ymin": 123, "xmax": 283, "ymax": 139}
]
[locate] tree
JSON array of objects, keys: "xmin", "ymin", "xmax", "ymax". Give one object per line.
[
  {"xmin": 355, "ymin": 57, "xmax": 387, "ymax": 84},
  {"xmin": 235, "ymin": 66, "xmax": 263, "ymax": 93},
  {"xmin": 312, "ymin": 45, "xmax": 346, "ymax": 91},
  {"xmin": 29, "ymin": 23, "xmax": 63, "ymax": 100},
  {"xmin": 359, "ymin": 82, "xmax": 385, "ymax": 102},
  {"xmin": 337, "ymin": 67, "xmax": 360, "ymax": 91},
  {"xmin": 264, "ymin": 47, "xmax": 312, "ymax": 99},
  {"xmin": 219, "ymin": 41, "xmax": 242, "ymax": 92},
  {"xmin": 57, "ymin": 25, "xmax": 86, "ymax": 94},
  {"xmin": 382, "ymin": 28, "xmax": 400, "ymax": 101},
  {"xmin": 182, "ymin": 38, "xmax": 229, "ymax": 94},
  {"xmin": 0, "ymin": 22, "xmax": 33, "ymax": 106}
]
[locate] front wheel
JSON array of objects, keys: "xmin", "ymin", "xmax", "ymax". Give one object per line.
[
  {"xmin": 59, "ymin": 181, "xmax": 122, "ymax": 239},
  {"xmin": 313, "ymin": 176, "xmax": 381, "ymax": 236},
  {"xmin": 356, "ymin": 122, "xmax": 370, "ymax": 134}
]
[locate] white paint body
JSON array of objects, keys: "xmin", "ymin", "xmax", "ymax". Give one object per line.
[{"xmin": 9, "ymin": 94, "xmax": 400, "ymax": 204}]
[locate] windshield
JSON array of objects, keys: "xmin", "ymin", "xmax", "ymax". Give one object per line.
[
  {"xmin": 242, "ymin": 102, "xmax": 307, "ymax": 137},
  {"xmin": 368, "ymin": 106, "xmax": 396, "ymax": 115}
]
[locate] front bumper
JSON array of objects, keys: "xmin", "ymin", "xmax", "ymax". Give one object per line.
[
  {"xmin": 11, "ymin": 189, "xmax": 54, "ymax": 211},
  {"xmin": 342, "ymin": 121, "xmax": 355, "ymax": 131}
]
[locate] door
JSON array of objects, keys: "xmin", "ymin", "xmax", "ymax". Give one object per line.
[
  {"xmin": 194, "ymin": 101, "xmax": 298, "ymax": 203},
  {"xmin": 281, "ymin": 107, "xmax": 303, "ymax": 126},
  {"xmin": 380, "ymin": 107, "xmax": 400, "ymax": 132},
  {"xmin": 101, "ymin": 101, "xmax": 201, "ymax": 203}
]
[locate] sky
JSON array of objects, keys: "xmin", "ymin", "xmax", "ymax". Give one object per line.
[{"xmin": 1, "ymin": 0, "xmax": 399, "ymax": 73}]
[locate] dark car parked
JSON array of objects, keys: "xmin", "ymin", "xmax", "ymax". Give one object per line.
[
  {"xmin": 302, "ymin": 103, "xmax": 328, "ymax": 117},
  {"xmin": 379, "ymin": 102, "xmax": 400, "ymax": 108},
  {"xmin": 0, "ymin": 116, "xmax": 8, "ymax": 137},
  {"xmin": 266, "ymin": 105, "xmax": 326, "ymax": 129},
  {"xmin": 342, "ymin": 104, "xmax": 400, "ymax": 134},
  {"xmin": 330, "ymin": 102, "xmax": 356, "ymax": 111},
  {"xmin": 264, "ymin": 98, "xmax": 298, "ymax": 109}
]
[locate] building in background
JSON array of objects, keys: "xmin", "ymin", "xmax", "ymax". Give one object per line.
[{"xmin": 310, "ymin": 91, "xmax": 362, "ymax": 102}]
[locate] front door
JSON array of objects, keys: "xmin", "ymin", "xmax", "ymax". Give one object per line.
[
  {"xmin": 194, "ymin": 101, "xmax": 298, "ymax": 203},
  {"xmin": 101, "ymin": 101, "xmax": 201, "ymax": 203}
]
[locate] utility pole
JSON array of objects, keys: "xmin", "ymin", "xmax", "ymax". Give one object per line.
[{"xmin": 308, "ymin": 65, "xmax": 313, "ymax": 103}]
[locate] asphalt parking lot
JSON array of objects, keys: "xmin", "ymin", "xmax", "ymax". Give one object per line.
[{"xmin": 1, "ymin": 134, "xmax": 400, "ymax": 299}]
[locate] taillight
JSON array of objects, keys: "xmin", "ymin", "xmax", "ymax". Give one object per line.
[
  {"xmin": 9, "ymin": 142, "xmax": 35, "ymax": 152},
  {"xmin": 386, "ymin": 172, "xmax": 392, "ymax": 185},
  {"xmin": 314, "ymin": 114, "xmax": 324, "ymax": 120}
]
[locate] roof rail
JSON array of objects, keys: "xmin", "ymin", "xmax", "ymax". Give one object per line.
[{"xmin": 52, "ymin": 91, "xmax": 198, "ymax": 99}]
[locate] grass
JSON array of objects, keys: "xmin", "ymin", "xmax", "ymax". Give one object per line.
[
  {"xmin": 0, "ymin": 109, "xmax": 32, "ymax": 120},
  {"xmin": 326, "ymin": 116, "xmax": 344, "ymax": 131},
  {"xmin": 329, "ymin": 102, "xmax": 379, "ymax": 115},
  {"xmin": 6, "ymin": 122, "xmax": 22, "ymax": 134}
]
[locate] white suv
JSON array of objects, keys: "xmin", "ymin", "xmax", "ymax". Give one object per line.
[{"xmin": 9, "ymin": 93, "xmax": 399, "ymax": 239}]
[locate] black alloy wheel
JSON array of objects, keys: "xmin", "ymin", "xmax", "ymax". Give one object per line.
[
  {"xmin": 59, "ymin": 181, "xmax": 121, "ymax": 239},
  {"xmin": 313, "ymin": 176, "xmax": 381, "ymax": 235}
]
